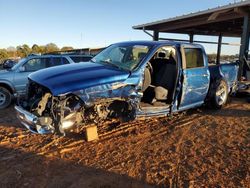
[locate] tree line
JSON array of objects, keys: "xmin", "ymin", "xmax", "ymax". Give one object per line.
[
  {"xmin": 0, "ymin": 43, "xmax": 238, "ymax": 63},
  {"xmin": 0, "ymin": 43, "xmax": 74, "ymax": 62},
  {"xmin": 207, "ymin": 53, "xmax": 238, "ymax": 63}
]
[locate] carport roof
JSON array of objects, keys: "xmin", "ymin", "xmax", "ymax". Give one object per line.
[{"xmin": 133, "ymin": 1, "xmax": 250, "ymax": 37}]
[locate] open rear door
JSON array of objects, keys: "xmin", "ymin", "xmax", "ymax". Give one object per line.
[{"xmin": 178, "ymin": 45, "xmax": 210, "ymax": 111}]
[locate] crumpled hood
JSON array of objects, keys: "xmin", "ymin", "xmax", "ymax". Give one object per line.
[{"xmin": 29, "ymin": 62, "xmax": 130, "ymax": 96}]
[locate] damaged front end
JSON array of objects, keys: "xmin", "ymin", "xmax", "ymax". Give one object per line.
[
  {"xmin": 16, "ymin": 80, "xmax": 83, "ymax": 135},
  {"xmin": 15, "ymin": 80, "xmax": 139, "ymax": 135}
]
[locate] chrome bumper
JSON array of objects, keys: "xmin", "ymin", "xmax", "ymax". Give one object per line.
[{"xmin": 15, "ymin": 105, "xmax": 53, "ymax": 134}]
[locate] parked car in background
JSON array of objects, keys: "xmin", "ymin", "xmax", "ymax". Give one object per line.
[
  {"xmin": 67, "ymin": 54, "xmax": 93, "ymax": 63},
  {"xmin": 2, "ymin": 59, "xmax": 18, "ymax": 69},
  {"xmin": 15, "ymin": 41, "xmax": 239, "ymax": 136},
  {"xmin": 0, "ymin": 54, "xmax": 93, "ymax": 109}
]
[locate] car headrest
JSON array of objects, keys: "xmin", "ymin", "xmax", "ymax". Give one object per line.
[
  {"xmin": 138, "ymin": 52, "xmax": 147, "ymax": 60},
  {"xmin": 157, "ymin": 51, "xmax": 166, "ymax": 59}
]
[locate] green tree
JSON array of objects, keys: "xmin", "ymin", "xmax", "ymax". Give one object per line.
[
  {"xmin": 61, "ymin": 46, "xmax": 74, "ymax": 51},
  {"xmin": 16, "ymin": 46, "xmax": 25, "ymax": 58},
  {"xmin": 22, "ymin": 44, "xmax": 31, "ymax": 55},
  {"xmin": 0, "ymin": 49, "xmax": 8, "ymax": 62},
  {"xmin": 39, "ymin": 46, "xmax": 46, "ymax": 54},
  {"xmin": 16, "ymin": 44, "xmax": 31, "ymax": 58},
  {"xmin": 31, "ymin": 44, "xmax": 41, "ymax": 54},
  {"xmin": 45, "ymin": 43, "xmax": 59, "ymax": 53},
  {"xmin": 6, "ymin": 46, "xmax": 16, "ymax": 58}
]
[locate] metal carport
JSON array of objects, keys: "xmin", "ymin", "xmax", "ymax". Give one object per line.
[{"xmin": 133, "ymin": 1, "xmax": 250, "ymax": 80}]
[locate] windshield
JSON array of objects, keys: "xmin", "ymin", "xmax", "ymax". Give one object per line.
[
  {"xmin": 11, "ymin": 58, "xmax": 27, "ymax": 70},
  {"xmin": 92, "ymin": 44, "xmax": 152, "ymax": 71}
]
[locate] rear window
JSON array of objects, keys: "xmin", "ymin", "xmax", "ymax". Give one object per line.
[
  {"xmin": 70, "ymin": 56, "xmax": 92, "ymax": 63},
  {"xmin": 62, "ymin": 57, "xmax": 70, "ymax": 64},
  {"xmin": 184, "ymin": 48, "xmax": 204, "ymax": 69}
]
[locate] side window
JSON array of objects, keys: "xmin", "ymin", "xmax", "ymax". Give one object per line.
[
  {"xmin": 81, "ymin": 56, "xmax": 92, "ymax": 62},
  {"xmin": 184, "ymin": 48, "xmax": 204, "ymax": 69},
  {"xmin": 70, "ymin": 56, "xmax": 81, "ymax": 63},
  {"xmin": 52, "ymin": 57, "xmax": 62, "ymax": 66},
  {"xmin": 70, "ymin": 56, "xmax": 92, "ymax": 63},
  {"xmin": 62, "ymin": 57, "xmax": 70, "ymax": 64},
  {"xmin": 42, "ymin": 57, "xmax": 52, "ymax": 68},
  {"xmin": 23, "ymin": 58, "xmax": 46, "ymax": 72}
]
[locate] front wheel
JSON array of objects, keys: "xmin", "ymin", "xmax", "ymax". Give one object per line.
[
  {"xmin": 0, "ymin": 87, "xmax": 12, "ymax": 109},
  {"xmin": 212, "ymin": 79, "xmax": 228, "ymax": 109}
]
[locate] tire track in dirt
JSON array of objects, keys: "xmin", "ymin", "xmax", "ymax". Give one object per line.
[{"xmin": 0, "ymin": 99, "xmax": 249, "ymax": 187}]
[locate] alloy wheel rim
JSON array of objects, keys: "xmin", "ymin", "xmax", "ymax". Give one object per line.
[
  {"xmin": 215, "ymin": 82, "xmax": 227, "ymax": 106},
  {"xmin": 0, "ymin": 91, "xmax": 6, "ymax": 106}
]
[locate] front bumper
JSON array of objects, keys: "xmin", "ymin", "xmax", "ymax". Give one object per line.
[{"xmin": 15, "ymin": 105, "xmax": 54, "ymax": 134}]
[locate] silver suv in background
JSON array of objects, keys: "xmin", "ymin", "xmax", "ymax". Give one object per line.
[{"xmin": 0, "ymin": 54, "xmax": 93, "ymax": 109}]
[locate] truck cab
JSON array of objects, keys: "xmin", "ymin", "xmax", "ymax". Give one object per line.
[{"xmin": 138, "ymin": 43, "xmax": 211, "ymax": 115}]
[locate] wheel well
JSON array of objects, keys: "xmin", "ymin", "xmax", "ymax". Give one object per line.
[
  {"xmin": 206, "ymin": 77, "xmax": 227, "ymax": 102},
  {"xmin": 0, "ymin": 83, "xmax": 14, "ymax": 94}
]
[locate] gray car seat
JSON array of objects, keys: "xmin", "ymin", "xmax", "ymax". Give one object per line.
[
  {"xmin": 142, "ymin": 52, "xmax": 177, "ymax": 104},
  {"xmin": 153, "ymin": 54, "xmax": 177, "ymax": 101}
]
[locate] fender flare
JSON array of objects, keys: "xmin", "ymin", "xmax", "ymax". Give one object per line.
[
  {"xmin": 0, "ymin": 80, "xmax": 16, "ymax": 94},
  {"xmin": 206, "ymin": 66, "xmax": 225, "ymax": 102}
]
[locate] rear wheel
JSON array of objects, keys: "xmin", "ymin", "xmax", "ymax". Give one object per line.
[
  {"xmin": 212, "ymin": 79, "xmax": 228, "ymax": 109},
  {"xmin": 0, "ymin": 87, "xmax": 12, "ymax": 109}
]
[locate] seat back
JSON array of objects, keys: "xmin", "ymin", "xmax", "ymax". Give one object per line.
[
  {"xmin": 153, "ymin": 56, "xmax": 177, "ymax": 99},
  {"xmin": 142, "ymin": 66, "xmax": 151, "ymax": 92}
]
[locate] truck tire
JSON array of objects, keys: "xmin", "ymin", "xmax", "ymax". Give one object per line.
[
  {"xmin": 212, "ymin": 79, "xmax": 228, "ymax": 109},
  {"xmin": 0, "ymin": 87, "xmax": 12, "ymax": 109}
]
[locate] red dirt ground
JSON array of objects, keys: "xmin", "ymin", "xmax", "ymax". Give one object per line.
[{"xmin": 0, "ymin": 97, "xmax": 249, "ymax": 188}]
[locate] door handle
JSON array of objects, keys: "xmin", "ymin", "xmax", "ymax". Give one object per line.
[{"xmin": 202, "ymin": 74, "xmax": 208, "ymax": 77}]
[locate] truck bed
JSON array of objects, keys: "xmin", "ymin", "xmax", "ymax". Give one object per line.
[{"xmin": 208, "ymin": 62, "xmax": 238, "ymax": 92}]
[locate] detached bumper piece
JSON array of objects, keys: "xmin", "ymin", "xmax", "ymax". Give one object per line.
[{"xmin": 15, "ymin": 105, "xmax": 54, "ymax": 134}]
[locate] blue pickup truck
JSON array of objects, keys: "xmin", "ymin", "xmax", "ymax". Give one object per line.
[{"xmin": 15, "ymin": 41, "xmax": 238, "ymax": 135}]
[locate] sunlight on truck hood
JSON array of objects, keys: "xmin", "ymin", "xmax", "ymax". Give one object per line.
[{"xmin": 28, "ymin": 62, "xmax": 130, "ymax": 96}]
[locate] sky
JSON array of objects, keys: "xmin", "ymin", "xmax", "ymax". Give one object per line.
[{"xmin": 0, "ymin": 0, "xmax": 243, "ymax": 55}]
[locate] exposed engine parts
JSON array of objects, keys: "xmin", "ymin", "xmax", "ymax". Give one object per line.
[
  {"xmin": 21, "ymin": 81, "xmax": 137, "ymax": 135},
  {"xmin": 36, "ymin": 93, "xmax": 51, "ymax": 116}
]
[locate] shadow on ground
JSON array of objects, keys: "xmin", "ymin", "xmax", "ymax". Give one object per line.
[{"xmin": 0, "ymin": 146, "xmax": 153, "ymax": 188}]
